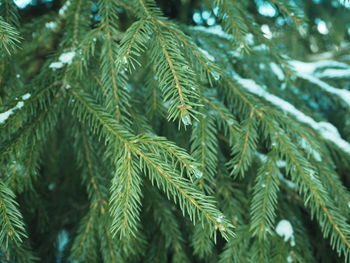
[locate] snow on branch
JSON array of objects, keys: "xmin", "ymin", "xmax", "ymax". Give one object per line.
[
  {"xmin": 0, "ymin": 94, "xmax": 31, "ymax": 125},
  {"xmin": 290, "ymin": 60, "xmax": 350, "ymax": 107},
  {"xmin": 315, "ymin": 68, "xmax": 350, "ymax": 79},
  {"xmin": 192, "ymin": 25, "xmax": 233, "ymax": 40},
  {"xmin": 290, "ymin": 60, "xmax": 350, "ymax": 74},
  {"xmin": 233, "ymin": 74, "xmax": 350, "ymax": 155}
]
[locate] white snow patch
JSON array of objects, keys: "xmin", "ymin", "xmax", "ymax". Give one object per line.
[
  {"xmin": 59, "ymin": 1, "xmax": 71, "ymax": 16},
  {"xmin": 233, "ymin": 73, "xmax": 350, "ymax": 155},
  {"xmin": 0, "ymin": 110, "xmax": 14, "ymax": 124},
  {"xmin": 312, "ymin": 151, "xmax": 322, "ymax": 162},
  {"xmin": 45, "ymin": 21, "xmax": 57, "ymax": 30},
  {"xmin": 216, "ymin": 215, "xmax": 224, "ymax": 223},
  {"xmin": 317, "ymin": 122, "xmax": 341, "ymax": 137},
  {"xmin": 253, "ymin": 44, "xmax": 269, "ymax": 52},
  {"xmin": 193, "ymin": 12, "xmax": 202, "ymax": 24},
  {"xmin": 245, "ymin": 33, "xmax": 254, "ymax": 45},
  {"xmin": 317, "ymin": 20, "xmax": 329, "ymax": 35},
  {"xmin": 318, "ymin": 127, "xmax": 350, "ymax": 154},
  {"xmin": 202, "ymin": 10, "xmax": 211, "ymax": 20},
  {"xmin": 16, "ymin": 101, "xmax": 24, "ymax": 109},
  {"xmin": 261, "ymin": 24, "xmax": 273, "ymax": 39},
  {"xmin": 291, "ymin": 60, "xmax": 350, "ymax": 74},
  {"xmin": 57, "ymin": 229, "xmax": 69, "ymax": 251},
  {"xmin": 290, "ymin": 60, "xmax": 317, "ymax": 75},
  {"xmin": 213, "ymin": 6, "xmax": 219, "ymax": 16},
  {"xmin": 207, "ymin": 17, "xmax": 216, "ymax": 26},
  {"xmin": 228, "ymin": 50, "xmax": 241, "ymax": 58},
  {"xmin": 193, "ymin": 169, "xmax": 203, "ymax": 179},
  {"xmin": 276, "ymin": 220, "xmax": 295, "ymax": 246},
  {"xmin": 193, "ymin": 25, "xmax": 232, "ymax": 40},
  {"xmin": 198, "ymin": 47, "xmax": 215, "ymax": 62},
  {"xmin": 270, "ymin": 62, "xmax": 285, "ymax": 80},
  {"xmin": 316, "ymin": 68, "xmax": 350, "ymax": 79},
  {"xmin": 211, "ymin": 71, "xmax": 221, "ymax": 80},
  {"xmin": 277, "ymin": 160, "xmax": 286, "ymax": 168},
  {"xmin": 49, "ymin": 62, "xmax": 64, "ymax": 70},
  {"xmin": 22, "ymin": 93, "xmax": 31, "ymax": 100},
  {"xmin": 58, "ymin": 51, "xmax": 75, "ymax": 64},
  {"xmin": 14, "ymin": 0, "xmax": 31, "ymax": 8},
  {"xmin": 258, "ymin": 2, "xmax": 277, "ymax": 17},
  {"xmin": 49, "ymin": 51, "xmax": 76, "ymax": 70},
  {"xmin": 0, "ymin": 101, "xmax": 26, "ymax": 124},
  {"xmin": 181, "ymin": 114, "xmax": 192, "ymax": 126}
]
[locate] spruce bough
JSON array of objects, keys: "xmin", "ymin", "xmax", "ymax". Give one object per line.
[{"xmin": 1, "ymin": 0, "xmax": 350, "ymax": 262}]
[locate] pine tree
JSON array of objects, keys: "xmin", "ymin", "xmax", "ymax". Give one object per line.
[{"xmin": 1, "ymin": 0, "xmax": 350, "ymax": 262}]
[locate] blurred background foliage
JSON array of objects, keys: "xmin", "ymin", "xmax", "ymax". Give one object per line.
[{"xmin": 11, "ymin": 0, "xmax": 350, "ymax": 57}]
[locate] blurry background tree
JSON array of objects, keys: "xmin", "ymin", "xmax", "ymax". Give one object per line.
[{"xmin": 1, "ymin": 0, "xmax": 350, "ymax": 262}]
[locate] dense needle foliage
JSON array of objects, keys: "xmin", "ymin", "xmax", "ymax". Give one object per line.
[{"xmin": 1, "ymin": 0, "xmax": 350, "ymax": 262}]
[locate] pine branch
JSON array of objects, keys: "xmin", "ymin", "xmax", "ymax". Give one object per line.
[
  {"xmin": 191, "ymin": 112, "xmax": 218, "ymax": 193},
  {"xmin": 73, "ymin": 122, "xmax": 109, "ymax": 211},
  {"xmin": 218, "ymin": 226, "xmax": 251, "ymax": 263},
  {"xmin": 116, "ymin": 19, "xmax": 151, "ymax": 71},
  {"xmin": 228, "ymin": 110, "xmax": 259, "ymax": 178},
  {"xmin": 137, "ymin": 134, "xmax": 197, "ymax": 175},
  {"xmin": 5, "ymin": 143, "xmax": 40, "ymax": 194},
  {"xmin": 69, "ymin": 88, "xmax": 134, "ymax": 145},
  {"xmin": 0, "ymin": 180, "xmax": 27, "ymax": 248},
  {"xmin": 109, "ymin": 148, "xmax": 143, "ymax": 238},
  {"xmin": 164, "ymin": 24, "xmax": 221, "ymax": 84},
  {"xmin": 220, "ymin": 72, "xmax": 350, "ymax": 258},
  {"xmin": 3, "ymin": 0, "xmax": 349, "ymax": 260},
  {"xmin": 99, "ymin": 0, "xmax": 130, "ymax": 122},
  {"xmin": 270, "ymin": 0, "xmax": 306, "ymax": 25},
  {"xmin": 203, "ymin": 98, "xmax": 240, "ymax": 145},
  {"xmin": 250, "ymin": 239, "xmax": 270, "ymax": 263},
  {"xmin": 0, "ymin": 242, "xmax": 38, "ymax": 263},
  {"xmin": 145, "ymin": 185, "xmax": 191, "ymax": 263},
  {"xmin": 70, "ymin": 89, "xmax": 146, "ymax": 256},
  {"xmin": 137, "ymin": 150, "xmax": 234, "ymax": 240},
  {"xmin": 70, "ymin": 29, "xmax": 99, "ymax": 78},
  {"xmin": 150, "ymin": 29, "xmax": 200, "ymax": 125},
  {"xmin": 214, "ymin": 0, "xmax": 249, "ymax": 48},
  {"xmin": 192, "ymin": 222, "xmax": 215, "ymax": 259},
  {"xmin": 316, "ymin": 163, "xmax": 350, "ymax": 216},
  {"xmin": 144, "ymin": 72, "xmax": 167, "ymax": 118},
  {"xmin": 97, "ymin": 216, "xmax": 125, "ymax": 263},
  {"xmin": 0, "ymin": 83, "xmax": 54, "ymax": 130},
  {"xmin": 0, "ymin": 86, "xmax": 60, "ymax": 159},
  {"xmin": 0, "ymin": 17, "xmax": 20, "ymax": 55},
  {"xmin": 250, "ymin": 150, "xmax": 280, "ymax": 240},
  {"xmin": 70, "ymin": 210, "xmax": 98, "ymax": 262},
  {"xmin": 0, "ymin": 0, "xmax": 19, "ymax": 27},
  {"xmin": 133, "ymin": 0, "xmax": 201, "ymax": 125},
  {"xmin": 132, "ymin": 0, "xmax": 163, "ymax": 19},
  {"xmin": 69, "ymin": 88, "xmax": 234, "ymax": 240},
  {"xmin": 268, "ymin": 123, "xmax": 350, "ymax": 259}
]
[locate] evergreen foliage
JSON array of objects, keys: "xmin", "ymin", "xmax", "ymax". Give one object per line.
[{"xmin": 1, "ymin": 0, "xmax": 350, "ymax": 262}]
